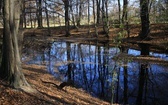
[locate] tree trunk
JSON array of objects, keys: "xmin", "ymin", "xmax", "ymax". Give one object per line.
[
  {"xmin": 117, "ymin": 0, "xmax": 121, "ymax": 24},
  {"xmin": 77, "ymin": 0, "xmax": 82, "ymax": 27},
  {"xmin": 96, "ymin": 0, "xmax": 101, "ymax": 24},
  {"xmin": 70, "ymin": 0, "xmax": 76, "ymax": 28},
  {"xmin": 122, "ymin": 0, "xmax": 128, "ymax": 23},
  {"xmin": 0, "ymin": 0, "xmax": 33, "ymax": 92},
  {"xmin": 102, "ymin": 0, "xmax": 109, "ymax": 36},
  {"xmin": 63, "ymin": 0, "xmax": 70, "ymax": 36},
  {"xmin": 88, "ymin": 0, "xmax": 90, "ymax": 34},
  {"xmin": 93, "ymin": 0, "xmax": 98, "ymax": 37},
  {"xmin": 139, "ymin": 0, "xmax": 150, "ymax": 39},
  {"xmin": 44, "ymin": 0, "xmax": 51, "ymax": 36},
  {"xmin": 37, "ymin": 0, "xmax": 43, "ymax": 28},
  {"xmin": 0, "ymin": 0, "xmax": 3, "ymax": 15}
]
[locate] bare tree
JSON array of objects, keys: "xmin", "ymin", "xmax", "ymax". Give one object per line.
[
  {"xmin": 122, "ymin": 0, "xmax": 128, "ymax": 23},
  {"xmin": 102, "ymin": 0, "xmax": 109, "ymax": 36},
  {"xmin": 62, "ymin": 0, "xmax": 70, "ymax": 36},
  {"xmin": 77, "ymin": 0, "xmax": 83, "ymax": 26},
  {"xmin": 93, "ymin": 0, "xmax": 98, "ymax": 36},
  {"xmin": 117, "ymin": 0, "xmax": 121, "ymax": 24},
  {"xmin": 37, "ymin": 0, "xmax": 43, "ymax": 28},
  {"xmin": 96, "ymin": 0, "xmax": 101, "ymax": 24},
  {"xmin": 44, "ymin": 0, "xmax": 51, "ymax": 36}
]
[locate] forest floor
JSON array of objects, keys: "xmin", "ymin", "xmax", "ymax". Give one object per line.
[{"xmin": 0, "ymin": 23, "xmax": 168, "ymax": 105}]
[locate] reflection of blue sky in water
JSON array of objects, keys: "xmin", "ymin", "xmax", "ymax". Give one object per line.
[
  {"xmin": 23, "ymin": 41, "xmax": 168, "ymax": 104},
  {"xmin": 128, "ymin": 48, "xmax": 168, "ymax": 60}
]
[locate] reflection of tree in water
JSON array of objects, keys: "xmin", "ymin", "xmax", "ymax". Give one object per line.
[
  {"xmin": 23, "ymin": 41, "xmax": 168, "ymax": 104},
  {"xmin": 136, "ymin": 44, "xmax": 149, "ymax": 105}
]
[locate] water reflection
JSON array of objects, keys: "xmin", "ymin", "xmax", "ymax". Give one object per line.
[{"xmin": 23, "ymin": 41, "xmax": 168, "ymax": 104}]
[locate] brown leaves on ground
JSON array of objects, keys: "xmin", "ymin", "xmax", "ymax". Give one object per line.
[{"xmin": 0, "ymin": 64, "xmax": 110, "ymax": 105}]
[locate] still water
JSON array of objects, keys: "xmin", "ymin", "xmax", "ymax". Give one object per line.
[{"xmin": 23, "ymin": 41, "xmax": 168, "ymax": 105}]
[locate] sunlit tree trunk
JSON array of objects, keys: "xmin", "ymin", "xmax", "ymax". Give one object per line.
[
  {"xmin": 139, "ymin": 0, "xmax": 150, "ymax": 39},
  {"xmin": 0, "ymin": 0, "xmax": 32, "ymax": 90}
]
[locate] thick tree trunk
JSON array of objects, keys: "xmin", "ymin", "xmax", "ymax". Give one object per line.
[
  {"xmin": 139, "ymin": 0, "xmax": 150, "ymax": 39},
  {"xmin": 0, "ymin": 0, "xmax": 33, "ymax": 92}
]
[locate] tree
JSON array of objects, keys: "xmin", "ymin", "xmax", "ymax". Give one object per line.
[
  {"xmin": 62, "ymin": 0, "xmax": 70, "ymax": 36},
  {"xmin": 139, "ymin": 0, "xmax": 150, "ymax": 39},
  {"xmin": 96, "ymin": 0, "xmax": 101, "ymax": 24},
  {"xmin": 117, "ymin": 0, "xmax": 121, "ymax": 24},
  {"xmin": 102, "ymin": 0, "xmax": 109, "ymax": 36},
  {"xmin": 122, "ymin": 0, "xmax": 128, "ymax": 23},
  {"xmin": 77, "ymin": 0, "xmax": 83, "ymax": 27},
  {"xmin": 44, "ymin": 0, "xmax": 51, "ymax": 36},
  {"xmin": 37, "ymin": 0, "xmax": 43, "ymax": 28},
  {"xmin": 0, "ymin": 0, "xmax": 3, "ymax": 15},
  {"xmin": 0, "ymin": 0, "xmax": 33, "ymax": 91}
]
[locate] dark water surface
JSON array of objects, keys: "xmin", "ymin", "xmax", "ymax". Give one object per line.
[{"xmin": 22, "ymin": 41, "xmax": 168, "ymax": 105}]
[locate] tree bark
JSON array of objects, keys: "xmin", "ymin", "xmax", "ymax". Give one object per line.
[
  {"xmin": 102, "ymin": 0, "xmax": 109, "ymax": 36},
  {"xmin": 117, "ymin": 0, "xmax": 121, "ymax": 24},
  {"xmin": 37, "ymin": 0, "xmax": 43, "ymax": 28},
  {"xmin": 122, "ymin": 0, "xmax": 128, "ymax": 23},
  {"xmin": 96, "ymin": 0, "xmax": 101, "ymax": 24},
  {"xmin": 0, "ymin": 0, "xmax": 33, "ymax": 92},
  {"xmin": 63, "ymin": 0, "xmax": 70, "ymax": 36},
  {"xmin": 139, "ymin": 0, "xmax": 150, "ymax": 39},
  {"xmin": 77, "ymin": 0, "xmax": 82, "ymax": 27},
  {"xmin": 44, "ymin": 0, "xmax": 51, "ymax": 36}
]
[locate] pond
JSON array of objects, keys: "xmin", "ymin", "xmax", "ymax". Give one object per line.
[{"xmin": 22, "ymin": 40, "xmax": 168, "ymax": 105}]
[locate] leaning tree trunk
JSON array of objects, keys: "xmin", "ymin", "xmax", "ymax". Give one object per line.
[{"xmin": 0, "ymin": 0, "xmax": 32, "ymax": 91}]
